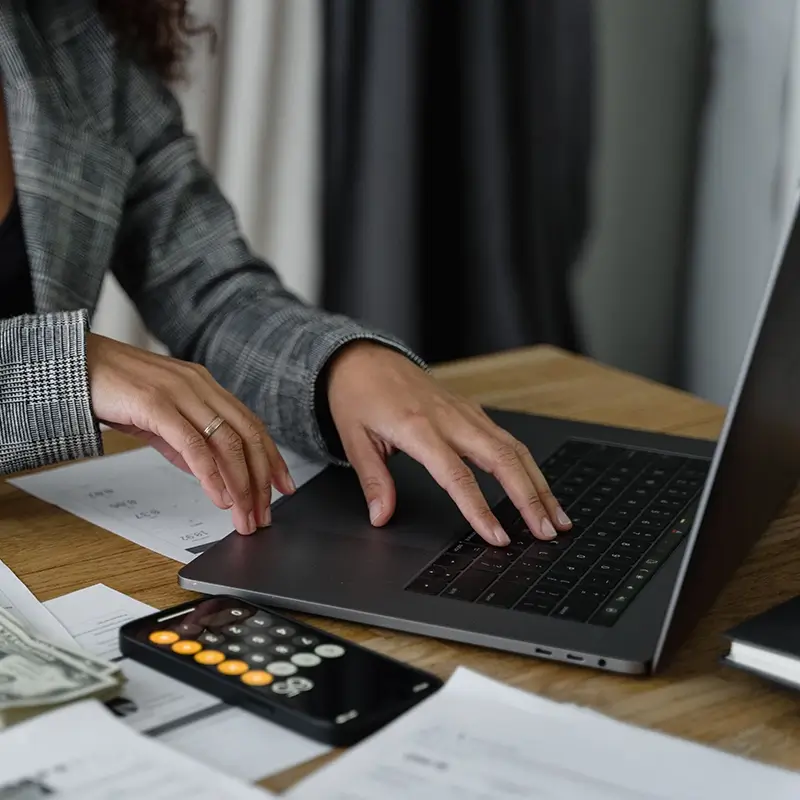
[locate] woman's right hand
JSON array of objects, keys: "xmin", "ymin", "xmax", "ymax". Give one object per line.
[{"xmin": 85, "ymin": 333, "xmax": 294, "ymax": 535}]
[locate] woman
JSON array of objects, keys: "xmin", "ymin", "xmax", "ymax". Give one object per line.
[{"xmin": 0, "ymin": 0, "xmax": 571, "ymax": 546}]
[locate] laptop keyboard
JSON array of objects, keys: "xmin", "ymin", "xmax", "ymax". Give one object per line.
[{"xmin": 405, "ymin": 439, "xmax": 710, "ymax": 626}]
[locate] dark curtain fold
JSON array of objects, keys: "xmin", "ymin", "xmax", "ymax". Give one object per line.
[{"xmin": 322, "ymin": 0, "xmax": 595, "ymax": 363}]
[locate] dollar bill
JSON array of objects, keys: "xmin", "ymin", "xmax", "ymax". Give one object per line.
[{"xmin": 0, "ymin": 606, "xmax": 124, "ymax": 727}]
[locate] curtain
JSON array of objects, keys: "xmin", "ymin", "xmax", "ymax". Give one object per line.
[
  {"xmin": 320, "ymin": 0, "xmax": 595, "ymax": 363},
  {"xmin": 92, "ymin": 0, "xmax": 323, "ymax": 350}
]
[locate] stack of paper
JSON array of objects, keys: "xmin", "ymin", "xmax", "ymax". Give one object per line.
[
  {"xmin": 9, "ymin": 446, "xmax": 325, "ymax": 563},
  {"xmin": 286, "ymin": 668, "xmax": 800, "ymax": 799},
  {"xmin": 0, "ymin": 699, "xmax": 274, "ymax": 798}
]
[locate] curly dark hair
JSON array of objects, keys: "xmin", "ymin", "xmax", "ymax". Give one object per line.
[{"xmin": 96, "ymin": 0, "xmax": 214, "ymax": 81}]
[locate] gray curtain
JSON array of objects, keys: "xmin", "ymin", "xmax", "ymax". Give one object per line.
[{"xmin": 321, "ymin": 0, "xmax": 595, "ymax": 363}]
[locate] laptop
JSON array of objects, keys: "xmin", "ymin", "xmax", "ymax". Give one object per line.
[{"xmin": 179, "ymin": 192, "xmax": 800, "ymax": 676}]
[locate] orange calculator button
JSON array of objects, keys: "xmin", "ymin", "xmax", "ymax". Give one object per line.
[
  {"xmin": 217, "ymin": 659, "xmax": 249, "ymax": 676},
  {"xmin": 194, "ymin": 649, "xmax": 225, "ymax": 665},
  {"xmin": 149, "ymin": 630, "xmax": 179, "ymax": 645},
  {"xmin": 241, "ymin": 670, "xmax": 273, "ymax": 687},
  {"xmin": 171, "ymin": 640, "xmax": 202, "ymax": 655}
]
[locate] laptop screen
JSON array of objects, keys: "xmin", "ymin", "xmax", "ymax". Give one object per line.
[{"xmin": 653, "ymin": 190, "xmax": 800, "ymax": 668}]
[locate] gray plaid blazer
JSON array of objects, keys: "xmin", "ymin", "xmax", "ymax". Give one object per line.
[{"xmin": 0, "ymin": 0, "xmax": 420, "ymax": 475}]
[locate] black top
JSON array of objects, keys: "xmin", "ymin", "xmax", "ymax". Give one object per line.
[{"xmin": 0, "ymin": 194, "xmax": 35, "ymax": 319}]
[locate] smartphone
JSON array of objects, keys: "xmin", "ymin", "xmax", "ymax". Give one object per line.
[{"xmin": 118, "ymin": 594, "xmax": 443, "ymax": 746}]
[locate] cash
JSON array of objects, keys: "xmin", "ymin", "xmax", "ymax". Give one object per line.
[{"xmin": 0, "ymin": 606, "xmax": 125, "ymax": 728}]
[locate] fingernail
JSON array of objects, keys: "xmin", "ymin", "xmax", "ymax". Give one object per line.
[
  {"xmin": 262, "ymin": 505, "xmax": 272, "ymax": 527},
  {"xmin": 248, "ymin": 511, "xmax": 257, "ymax": 533},
  {"xmin": 285, "ymin": 472, "xmax": 296, "ymax": 493},
  {"xmin": 556, "ymin": 508, "xmax": 571, "ymax": 527},
  {"xmin": 494, "ymin": 527, "xmax": 510, "ymax": 546},
  {"xmin": 221, "ymin": 489, "xmax": 233, "ymax": 508},
  {"xmin": 541, "ymin": 518, "xmax": 557, "ymax": 539},
  {"xmin": 369, "ymin": 500, "xmax": 382, "ymax": 525}
]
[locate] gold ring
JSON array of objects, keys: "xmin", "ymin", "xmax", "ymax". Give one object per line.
[{"xmin": 202, "ymin": 415, "xmax": 225, "ymax": 440}]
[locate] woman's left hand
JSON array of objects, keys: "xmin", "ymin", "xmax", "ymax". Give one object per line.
[{"xmin": 325, "ymin": 342, "xmax": 573, "ymax": 547}]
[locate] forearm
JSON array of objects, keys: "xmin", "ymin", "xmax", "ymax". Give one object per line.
[
  {"xmin": 0, "ymin": 310, "xmax": 103, "ymax": 474},
  {"xmin": 183, "ymin": 281, "xmax": 425, "ymax": 465}
]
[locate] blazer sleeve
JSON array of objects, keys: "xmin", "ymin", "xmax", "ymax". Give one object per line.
[
  {"xmin": 0, "ymin": 309, "xmax": 103, "ymax": 474},
  {"xmin": 109, "ymin": 60, "xmax": 425, "ymax": 465}
]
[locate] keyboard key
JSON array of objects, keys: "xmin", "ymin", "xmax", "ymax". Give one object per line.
[
  {"xmin": 636, "ymin": 517, "xmax": 668, "ymax": 532},
  {"xmin": 623, "ymin": 528, "xmax": 657, "ymax": 543},
  {"xmin": 603, "ymin": 518, "xmax": 631, "ymax": 532},
  {"xmin": 552, "ymin": 599, "xmax": 596, "ymax": 623},
  {"xmin": 478, "ymin": 581, "xmax": 529, "ymax": 609},
  {"xmin": 474, "ymin": 558, "xmax": 510, "ymax": 574},
  {"xmin": 529, "ymin": 585, "xmax": 569, "ymax": 601},
  {"xmin": 407, "ymin": 576, "xmax": 448, "ymax": 596},
  {"xmin": 441, "ymin": 569, "xmax": 496, "ymax": 601},
  {"xmin": 573, "ymin": 537, "xmax": 611, "ymax": 554},
  {"xmin": 425, "ymin": 565, "xmax": 459, "ymax": 580},
  {"xmin": 483, "ymin": 545, "xmax": 525, "ymax": 562},
  {"xmin": 434, "ymin": 554, "xmax": 475, "ymax": 571},
  {"xmin": 581, "ymin": 572, "xmax": 622, "ymax": 591},
  {"xmin": 594, "ymin": 561, "xmax": 627, "ymax": 579},
  {"xmin": 572, "ymin": 587, "xmax": 609, "ymax": 605},
  {"xmin": 526, "ymin": 545, "xmax": 564, "ymax": 563},
  {"xmin": 516, "ymin": 597, "xmax": 559, "ymax": 616},
  {"xmin": 515, "ymin": 558, "xmax": 552, "ymax": 575},
  {"xmin": 614, "ymin": 538, "xmax": 650, "ymax": 555},
  {"xmin": 448, "ymin": 542, "xmax": 485, "ymax": 558},
  {"xmin": 605, "ymin": 550, "xmax": 639, "ymax": 568},
  {"xmin": 504, "ymin": 568, "xmax": 545, "ymax": 586},
  {"xmin": 550, "ymin": 561, "xmax": 590, "ymax": 579},
  {"xmin": 561, "ymin": 550, "xmax": 601, "ymax": 568},
  {"xmin": 541, "ymin": 573, "xmax": 578, "ymax": 590},
  {"xmin": 589, "ymin": 528, "xmax": 623, "ymax": 542}
]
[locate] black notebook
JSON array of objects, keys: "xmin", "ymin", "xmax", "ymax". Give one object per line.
[{"xmin": 722, "ymin": 595, "xmax": 800, "ymax": 691}]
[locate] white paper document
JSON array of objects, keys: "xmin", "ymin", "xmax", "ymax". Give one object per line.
[
  {"xmin": 45, "ymin": 584, "xmax": 330, "ymax": 782},
  {"xmin": 286, "ymin": 667, "xmax": 800, "ymax": 800},
  {"xmin": 0, "ymin": 699, "xmax": 273, "ymax": 798},
  {"xmin": 0, "ymin": 560, "xmax": 76, "ymax": 647},
  {"xmin": 9, "ymin": 445, "xmax": 325, "ymax": 563}
]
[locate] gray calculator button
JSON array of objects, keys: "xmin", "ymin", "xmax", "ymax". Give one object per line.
[
  {"xmin": 291, "ymin": 653, "xmax": 321, "ymax": 668},
  {"xmin": 293, "ymin": 635, "xmax": 319, "ymax": 648},
  {"xmin": 246, "ymin": 634, "xmax": 271, "ymax": 647},
  {"xmin": 315, "ymin": 644, "xmax": 345, "ymax": 659},
  {"xmin": 269, "ymin": 625, "xmax": 296, "ymax": 638},
  {"xmin": 230, "ymin": 608, "xmax": 247, "ymax": 617},
  {"xmin": 223, "ymin": 643, "xmax": 247, "ymax": 656},
  {"xmin": 245, "ymin": 614, "xmax": 272, "ymax": 629},
  {"xmin": 248, "ymin": 652, "xmax": 269, "ymax": 666},
  {"xmin": 222, "ymin": 624, "xmax": 246, "ymax": 637},
  {"xmin": 267, "ymin": 661, "xmax": 297, "ymax": 677},
  {"xmin": 269, "ymin": 643, "xmax": 295, "ymax": 658},
  {"xmin": 272, "ymin": 677, "xmax": 314, "ymax": 696},
  {"xmin": 199, "ymin": 632, "xmax": 224, "ymax": 646}
]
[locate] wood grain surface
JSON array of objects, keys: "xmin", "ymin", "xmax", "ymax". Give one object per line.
[{"xmin": 2, "ymin": 344, "xmax": 800, "ymax": 792}]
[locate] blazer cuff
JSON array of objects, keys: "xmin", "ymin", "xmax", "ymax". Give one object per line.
[{"xmin": 0, "ymin": 310, "xmax": 103, "ymax": 474}]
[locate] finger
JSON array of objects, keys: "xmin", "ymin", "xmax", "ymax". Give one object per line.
[
  {"xmin": 341, "ymin": 426, "xmax": 397, "ymax": 526},
  {"xmin": 456, "ymin": 428, "xmax": 556, "ymax": 541},
  {"xmin": 201, "ymin": 419, "xmax": 256, "ymax": 535},
  {"xmin": 399, "ymin": 423, "xmax": 509, "ymax": 546},
  {"xmin": 206, "ymin": 381, "xmax": 296, "ymax": 497},
  {"xmin": 205, "ymin": 399, "xmax": 277, "ymax": 529},
  {"xmin": 144, "ymin": 404, "xmax": 234, "ymax": 516},
  {"xmin": 177, "ymin": 398, "xmax": 256, "ymax": 535},
  {"xmin": 461, "ymin": 405, "xmax": 571, "ymax": 531},
  {"xmin": 515, "ymin": 441, "xmax": 572, "ymax": 531}
]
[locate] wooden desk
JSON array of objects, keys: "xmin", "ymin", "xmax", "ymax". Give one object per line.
[{"xmin": 3, "ymin": 344, "xmax": 800, "ymax": 792}]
